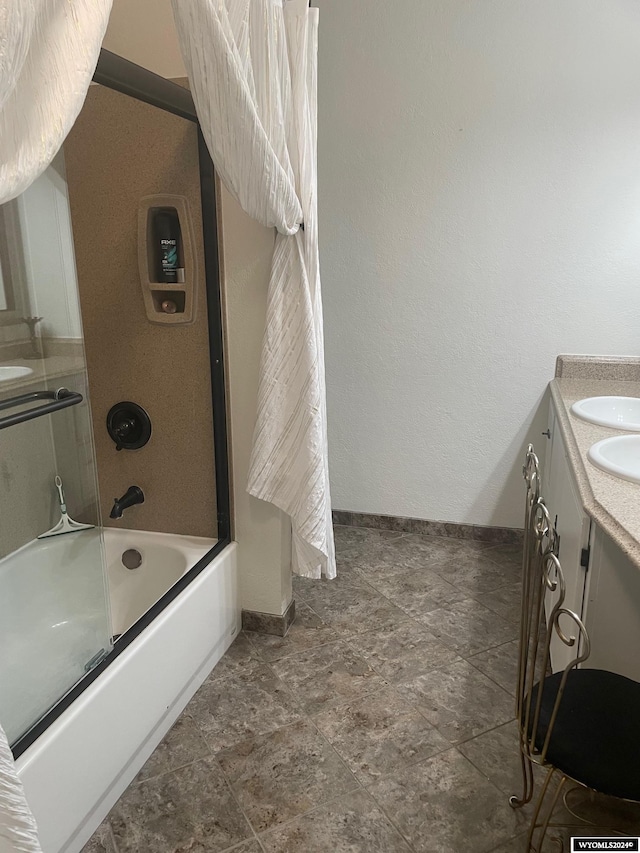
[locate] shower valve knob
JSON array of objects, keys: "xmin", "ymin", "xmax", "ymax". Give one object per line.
[{"xmin": 107, "ymin": 402, "xmax": 152, "ymax": 451}]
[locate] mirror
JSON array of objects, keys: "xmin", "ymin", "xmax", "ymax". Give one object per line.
[
  {"xmin": 0, "ymin": 152, "xmax": 83, "ymax": 350},
  {"xmin": 0, "ymin": 199, "xmax": 27, "ymax": 321}
]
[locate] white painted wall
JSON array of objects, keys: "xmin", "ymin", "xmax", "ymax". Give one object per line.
[
  {"xmin": 316, "ymin": 0, "xmax": 640, "ymax": 529},
  {"xmin": 103, "ymin": 0, "xmax": 185, "ymax": 79}
]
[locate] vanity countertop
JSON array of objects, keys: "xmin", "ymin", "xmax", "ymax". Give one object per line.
[
  {"xmin": 550, "ymin": 355, "xmax": 640, "ymax": 568},
  {"xmin": 0, "ymin": 354, "xmax": 86, "ymax": 398}
]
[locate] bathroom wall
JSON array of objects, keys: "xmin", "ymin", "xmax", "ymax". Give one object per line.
[
  {"xmin": 102, "ymin": 0, "xmax": 185, "ymax": 79},
  {"xmin": 102, "ymin": 0, "xmax": 293, "ymax": 614},
  {"xmin": 316, "ymin": 0, "xmax": 640, "ymax": 529},
  {"xmin": 64, "ymin": 83, "xmax": 218, "ymax": 539}
]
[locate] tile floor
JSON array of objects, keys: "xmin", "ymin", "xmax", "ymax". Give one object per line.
[{"xmin": 83, "ymin": 525, "xmax": 639, "ymax": 853}]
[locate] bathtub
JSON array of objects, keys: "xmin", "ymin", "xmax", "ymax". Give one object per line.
[
  {"xmin": 103, "ymin": 527, "xmax": 221, "ymax": 636},
  {"xmin": 11, "ymin": 528, "xmax": 238, "ymax": 853}
]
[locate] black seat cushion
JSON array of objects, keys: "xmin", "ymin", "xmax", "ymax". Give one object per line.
[{"xmin": 528, "ymin": 668, "xmax": 640, "ymax": 801}]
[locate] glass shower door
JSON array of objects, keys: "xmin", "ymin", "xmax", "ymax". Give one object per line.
[{"xmin": 0, "ymin": 154, "xmax": 112, "ymax": 746}]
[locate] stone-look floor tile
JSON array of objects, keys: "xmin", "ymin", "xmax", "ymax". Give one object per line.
[
  {"xmin": 293, "ymin": 569, "xmax": 371, "ymax": 602},
  {"xmin": 377, "ymin": 534, "xmax": 494, "ymax": 573},
  {"xmin": 561, "ymin": 785, "xmax": 640, "ymax": 835},
  {"xmin": 81, "ymin": 821, "xmax": 116, "ymax": 853},
  {"xmin": 335, "ymin": 529, "xmax": 474, "ymax": 577},
  {"xmin": 344, "ymin": 537, "xmax": 453, "ymax": 581},
  {"xmin": 334, "ymin": 552, "xmax": 366, "ymax": 575},
  {"xmin": 136, "ymin": 714, "xmax": 211, "ymax": 783},
  {"xmin": 333, "ymin": 525, "xmax": 405, "ymax": 559},
  {"xmin": 488, "ymin": 834, "xmax": 528, "ymax": 853},
  {"xmin": 188, "ymin": 663, "xmax": 303, "ymax": 751},
  {"xmin": 365, "ymin": 566, "xmax": 468, "ymax": 616},
  {"xmin": 485, "ymin": 543, "xmax": 524, "ymax": 568},
  {"xmin": 226, "ymin": 842, "xmax": 264, "ymax": 853},
  {"xmin": 395, "ymin": 659, "xmax": 514, "ymax": 743},
  {"xmin": 429, "ymin": 551, "xmax": 520, "ymax": 596},
  {"xmin": 417, "ymin": 598, "xmax": 517, "ymax": 656},
  {"xmin": 468, "ymin": 640, "xmax": 520, "ymax": 696},
  {"xmin": 347, "ymin": 620, "xmax": 461, "ymax": 683},
  {"xmin": 368, "ymin": 747, "xmax": 520, "ymax": 853},
  {"xmin": 313, "ymin": 686, "xmax": 450, "ymax": 783},
  {"xmin": 217, "ymin": 720, "xmax": 357, "ymax": 832},
  {"xmin": 300, "ymin": 578, "xmax": 410, "ymax": 638},
  {"xmin": 473, "ymin": 582, "xmax": 523, "ymax": 625},
  {"xmin": 292, "ymin": 574, "xmax": 314, "ymax": 601},
  {"xmin": 109, "ymin": 757, "xmax": 252, "ymax": 853},
  {"xmin": 259, "ymin": 789, "xmax": 412, "ymax": 853},
  {"xmin": 457, "ymin": 720, "xmax": 525, "ymax": 797},
  {"xmin": 246, "ymin": 601, "xmax": 339, "ymax": 662},
  {"xmin": 270, "ymin": 641, "xmax": 386, "ymax": 714},
  {"xmin": 208, "ymin": 632, "xmax": 263, "ymax": 680},
  {"xmin": 292, "ymin": 558, "xmax": 368, "ymax": 600},
  {"xmin": 292, "ymin": 568, "xmax": 360, "ymax": 602}
]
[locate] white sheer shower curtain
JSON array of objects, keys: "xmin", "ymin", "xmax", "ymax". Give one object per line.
[{"xmin": 171, "ymin": 0, "xmax": 336, "ymax": 580}]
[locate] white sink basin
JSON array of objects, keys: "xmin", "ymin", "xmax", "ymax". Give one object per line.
[
  {"xmin": 571, "ymin": 396, "xmax": 640, "ymax": 431},
  {"xmin": 0, "ymin": 366, "xmax": 33, "ymax": 383},
  {"xmin": 588, "ymin": 435, "xmax": 640, "ymax": 484}
]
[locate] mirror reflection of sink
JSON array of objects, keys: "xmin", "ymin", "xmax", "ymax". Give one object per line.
[
  {"xmin": 0, "ymin": 366, "xmax": 34, "ymax": 383},
  {"xmin": 571, "ymin": 396, "xmax": 640, "ymax": 431},
  {"xmin": 588, "ymin": 435, "xmax": 640, "ymax": 484}
]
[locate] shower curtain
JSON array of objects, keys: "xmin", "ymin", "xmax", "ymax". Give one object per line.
[
  {"xmin": 172, "ymin": 0, "xmax": 336, "ymax": 579},
  {"xmin": 0, "ymin": 1, "xmax": 112, "ymax": 206},
  {"xmin": 0, "ymin": 726, "xmax": 40, "ymax": 853},
  {"xmin": 0, "ymin": 4, "xmax": 112, "ymax": 849}
]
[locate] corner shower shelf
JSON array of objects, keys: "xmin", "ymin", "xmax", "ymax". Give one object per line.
[{"xmin": 137, "ymin": 194, "xmax": 197, "ymax": 325}]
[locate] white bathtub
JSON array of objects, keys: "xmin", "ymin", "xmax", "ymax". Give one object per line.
[
  {"xmin": 11, "ymin": 529, "xmax": 239, "ymax": 853},
  {"xmin": 103, "ymin": 527, "xmax": 220, "ymax": 636}
]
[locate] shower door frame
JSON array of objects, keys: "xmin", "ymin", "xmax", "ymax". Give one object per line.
[{"xmin": 12, "ymin": 50, "xmax": 232, "ymax": 759}]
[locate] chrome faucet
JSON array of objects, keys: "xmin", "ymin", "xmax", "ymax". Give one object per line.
[{"xmin": 110, "ymin": 486, "xmax": 144, "ymax": 519}]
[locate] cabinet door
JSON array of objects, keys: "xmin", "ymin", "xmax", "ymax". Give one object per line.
[
  {"xmin": 542, "ymin": 402, "xmax": 591, "ymax": 673},
  {"xmin": 542, "ymin": 403, "xmax": 556, "ymax": 501},
  {"xmin": 586, "ymin": 529, "xmax": 640, "ymax": 682}
]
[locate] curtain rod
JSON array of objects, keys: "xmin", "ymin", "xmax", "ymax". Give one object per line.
[{"xmin": 93, "ymin": 49, "xmax": 198, "ymax": 122}]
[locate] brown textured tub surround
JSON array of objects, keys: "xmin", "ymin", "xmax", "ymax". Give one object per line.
[{"xmin": 64, "ymin": 82, "xmax": 217, "ymax": 539}]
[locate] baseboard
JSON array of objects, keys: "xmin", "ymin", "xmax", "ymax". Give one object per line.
[
  {"xmin": 242, "ymin": 597, "xmax": 296, "ymax": 637},
  {"xmin": 332, "ymin": 510, "xmax": 523, "ymax": 546}
]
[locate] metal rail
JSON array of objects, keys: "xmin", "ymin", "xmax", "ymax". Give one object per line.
[{"xmin": 0, "ymin": 388, "xmax": 83, "ymax": 430}]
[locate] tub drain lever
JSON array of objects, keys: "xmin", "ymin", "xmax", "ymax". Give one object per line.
[{"xmin": 38, "ymin": 475, "xmax": 95, "ymax": 538}]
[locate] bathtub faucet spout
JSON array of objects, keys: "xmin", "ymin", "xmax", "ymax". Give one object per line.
[{"xmin": 110, "ymin": 486, "xmax": 144, "ymax": 519}]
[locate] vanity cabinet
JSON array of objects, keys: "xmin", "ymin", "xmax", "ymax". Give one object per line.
[
  {"xmin": 541, "ymin": 399, "xmax": 640, "ymax": 682},
  {"xmin": 542, "ymin": 402, "xmax": 592, "ymax": 672}
]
